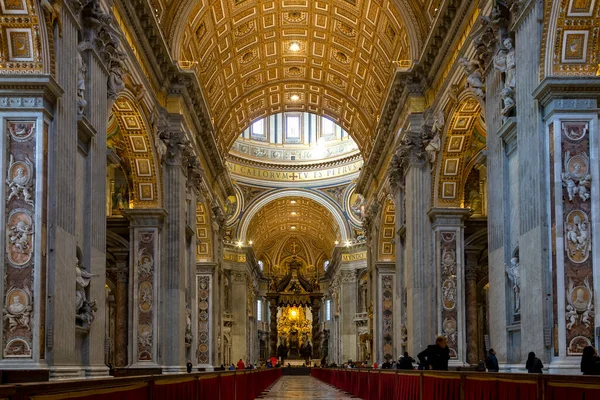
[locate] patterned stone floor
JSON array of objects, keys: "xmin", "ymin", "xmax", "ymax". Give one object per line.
[{"xmin": 258, "ymin": 376, "xmax": 354, "ymax": 399}]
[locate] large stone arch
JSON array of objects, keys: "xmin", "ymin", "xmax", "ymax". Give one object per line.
[
  {"xmin": 108, "ymin": 96, "xmax": 162, "ymax": 207},
  {"xmin": 542, "ymin": 0, "xmax": 600, "ymax": 78},
  {"xmin": 238, "ymin": 189, "xmax": 350, "ymax": 242},
  {"xmin": 433, "ymin": 94, "xmax": 486, "ymax": 208}
]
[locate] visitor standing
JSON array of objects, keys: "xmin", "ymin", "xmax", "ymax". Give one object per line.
[
  {"xmin": 485, "ymin": 349, "xmax": 499, "ymax": 372},
  {"xmin": 581, "ymin": 346, "xmax": 600, "ymax": 375},
  {"xmin": 398, "ymin": 352, "xmax": 415, "ymax": 370},
  {"xmin": 237, "ymin": 358, "xmax": 245, "ymax": 370},
  {"xmin": 525, "ymin": 352, "xmax": 543, "ymax": 373},
  {"xmin": 417, "ymin": 336, "xmax": 451, "ymax": 371}
]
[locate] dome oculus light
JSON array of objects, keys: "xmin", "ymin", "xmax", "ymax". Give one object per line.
[{"xmin": 289, "ymin": 41, "xmax": 301, "ymax": 52}]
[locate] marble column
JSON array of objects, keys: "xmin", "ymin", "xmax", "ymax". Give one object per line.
[
  {"xmin": 114, "ymin": 251, "xmax": 129, "ymax": 368},
  {"xmin": 400, "ymin": 116, "xmax": 434, "ymax": 357},
  {"xmin": 160, "ymin": 126, "xmax": 192, "ymax": 372},
  {"xmin": 311, "ymin": 296, "xmax": 322, "ymax": 359},
  {"xmin": 269, "ymin": 298, "xmax": 278, "ymax": 358},
  {"xmin": 465, "ymin": 251, "xmax": 479, "ymax": 365},
  {"xmin": 122, "ymin": 209, "xmax": 167, "ymax": 369},
  {"xmin": 428, "ymin": 208, "xmax": 471, "ymax": 367}
]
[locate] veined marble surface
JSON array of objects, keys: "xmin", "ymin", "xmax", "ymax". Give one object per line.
[{"xmin": 258, "ymin": 376, "xmax": 354, "ymax": 399}]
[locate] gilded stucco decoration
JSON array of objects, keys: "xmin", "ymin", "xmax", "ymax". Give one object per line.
[
  {"xmin": 108, "ymin": 97, "xmax": 161, "ymax": 207},
  {"xmin": 173, "ymin": 0, "xmax": 413, "ymax": 157},
  {"xmin": 542, "ymin": 0, "xmax": 600, "ymax": 77},
  {"xmin": 196, "ymin": 202, "xmax": 213, "ymax": 262},
  {"xmin": 246, "ymin": 197, "xmax": 338, "ymax": 276},
  {"xmin": 378, "ymin": 197, "xmax": 395, "ymax": 262},
  {"xmin": 0, "ymin": 0, "xmax": 46, "ymax": 74},
  {"xmin": 436, "ymin": 98, "xmax": 486, "ymax": 207}
]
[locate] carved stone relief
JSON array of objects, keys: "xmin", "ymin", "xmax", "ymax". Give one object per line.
[
  {"xmin": 197, "ymin": 275, "xmax": 210, "ymax": 364},
  {"xmin": 440, "ymin": 231, "xmax": 458, "ymax": 359},
  {"xmin": 135, "ymin": 230, "xmax": 156, "ymax": 362},
  {"xmin": 3, "ymin": 120, "xmax": 36, "ymax": 359}
]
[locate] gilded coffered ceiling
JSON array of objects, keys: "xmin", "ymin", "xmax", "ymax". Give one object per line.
[
  {"xmin": 246, "ymin": 197, "xmax": 339, "ymax": 271},
  {"xmin": 163, "ymin": 0, "xmax": 421, "ymax": 158}
]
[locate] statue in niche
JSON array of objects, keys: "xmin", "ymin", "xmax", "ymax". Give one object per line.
[
  {"xmin": 76, "ymin": 50, "xmax": 87, "ymax": 115},
  {"xmin": 505, "ymin": 257, "xmax": 520, "ymax": 314},
  {"xmin": 500, "ymin": 87, "xmax": 515, "ymax": 117},
  {"xmin": 360, "ymin": 278, "xmax": 368, "ymax": 312},
  {"xmin": 494, "ymin": 38, "xmax": 516, "ymax": 90},
  {"xmin": 223, "ymin": 276, "xmax": 230, "ymax": 311},
  {"xmin": 76, "ymin": 249, "xmax": 98, "ymax": 327},
  {"xmin": 458, "ymin": 57, "xmax": 485, "ymax": 98},
  {"xmin": 112, "ymin": 184, "xmax": 128, "ymax": 213},
  {"xmin": 468, "ymin": 188, "xmax": 483, "ymax": 215},
  {"xmin": 185, "ymin": 308, "xmax": 192, "ymax": 346}
]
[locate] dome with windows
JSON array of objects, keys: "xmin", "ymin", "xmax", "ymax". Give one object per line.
[{"xmin": 229, "ymin": 112, "xmax": 360, "ymax": 165}]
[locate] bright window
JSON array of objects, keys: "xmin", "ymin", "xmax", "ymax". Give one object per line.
[
  {"xmin": 286, "ymin": 115, "xmax": 301, "ymax": 139},
  {"xmin": 321, "ymin": 117, "xmax": 335, "ymax": 137},
  {"xmin": 251, "ymin": 119, "xmax": 265, "ymax": 136},
  {"xmin": 325, "ymin": 300, "xmax": 331, "ymax": 321},
  {"xmin": 257, "ymin": 299, "xmax": 262, "ymax": 321}
]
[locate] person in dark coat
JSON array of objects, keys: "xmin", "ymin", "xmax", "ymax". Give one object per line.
[
  {"xmin": 485, "ymin": 349, "xmax": 499, "ymax": 372},
  {"xmin": 581, "ymin": 346, "xmax": 600, "ymax": 375},
  {"xmin": 417, "ymin": 336, "xmax": 451, "ymax": 371},
  {"xmin": 186, "ymin": 359, "xmax": 193, "ymax": 373},
  {"xmin": 398, "ymin": 352, "xmax": 415, "ymax": 370},
  {"xmin": 525, "ymin": 352, "xmax": 543, "ymax": 373}
]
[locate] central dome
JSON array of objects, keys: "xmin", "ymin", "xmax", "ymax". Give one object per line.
[{"xmin": 229, "ymin": 112, "xmax": 360, "ymax": 165}]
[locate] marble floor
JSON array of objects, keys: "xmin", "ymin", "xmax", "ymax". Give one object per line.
[{"xmin": 258, "ymin": 376, "xmax": 354, "ymax": 399}]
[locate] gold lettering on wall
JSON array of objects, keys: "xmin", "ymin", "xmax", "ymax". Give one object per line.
[
  {"xmin": 226, "ymin": 160, "xmax": 364, "ymax": 182},
  {"xmin": 342, "ymin": 251, "xmax": 367, "ymax": 262}
]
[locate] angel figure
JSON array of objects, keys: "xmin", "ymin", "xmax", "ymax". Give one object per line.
[
  {"xmin": 424, "ymin": 110, "xmax": 444, "ymax": 165},
  {"xmin": 458, "ymin": 57, "xmax": 485, "ymax": 98},
  {"xmin": 566, "ymin": 305, "xmax": 577, "ymax": 330}
]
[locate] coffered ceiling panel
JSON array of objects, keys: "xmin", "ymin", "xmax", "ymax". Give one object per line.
[{"xmin": 174, "ymin": 0, "xmax": 412, "ymax": 157}]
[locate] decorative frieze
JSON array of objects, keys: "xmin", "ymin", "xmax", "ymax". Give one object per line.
[
  {"xmin": 439, "ymin": 232, "xmax": 459, "ymax": 359},
  {"xmin": 381, "ymin": 275, "xmax": 394, "ymax": 361}
]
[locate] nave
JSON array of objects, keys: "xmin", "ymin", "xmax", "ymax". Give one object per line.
[{"xmin": 258, "ymin": 376, "xmax": 353, "ymax": 400}]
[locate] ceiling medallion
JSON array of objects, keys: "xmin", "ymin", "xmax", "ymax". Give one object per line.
[
  {"xmin": 328, "ymin": 75, "xmax": 346, "ymax": 88},
  {"xmin": 334, "ymin": 51, "xmax": 350, "ymax": 64},
  {"xmin": 284, "ymin": 11, "xmax": 306, "ymax": 23},
  {"xmin": 234, "ymin": 20, "xmax": 255, "ymax": 37},
  {"xmin": 286, "ymin": 66, "xmax": 303, "ymax": 76},
  {"xmin": 335, "ymin": 21, "xmax": 356, "ymax": 37},
  {"xmin": 244, "ymin": 76, "xmax": 260, "ymax": 88},
  {"xmin": 240, "ymin": 49, "xmax": 257, "ymax": 64}
]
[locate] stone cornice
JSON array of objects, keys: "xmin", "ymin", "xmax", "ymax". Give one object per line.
[
  {"xmin": 0, "ymin": 75, "xmax": 64, "ymax": 101},
  {"xmin": 428, "ymin": 207, "xmax": 472, "ymax": 227},
  {"xmin": 532, "ymin": 78, "xmax": 600, "ymax": 107},
  {"xmin": 226, "ymin": 153, "xmax": 363, "ymax": 171}
]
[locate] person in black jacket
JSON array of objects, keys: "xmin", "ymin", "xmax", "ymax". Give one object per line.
[
  {"xmin": 186, "ymin": 359, "xmax": 193, "ymax": 373},
  {"xmin": 581, "ymin": 346, "xmax": 600, "ymax": 375},
  {"xmin": 525, "ymin": 352, "xmax": 543, "ymax": 373},
  {"xmin": 398, "ymin": 352, "xmax": 415, "ymax": 370},
  {"xmin": 485, "ymin": 349, "xmax": 499, "ymax": 372},
  {"xmin": 417, "ymin": 336, "xmax": 451, "ymax": 371}
]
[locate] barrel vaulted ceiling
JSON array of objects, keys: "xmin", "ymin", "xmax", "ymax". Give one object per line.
[
  {"xmin": 155, "ymin": 0, "xmax": 430, "ymax": 159},
  {"xmin": 246, "ymin": 197, "xmax": 339, "ymax": 267}
]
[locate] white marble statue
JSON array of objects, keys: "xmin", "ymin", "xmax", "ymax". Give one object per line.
[
  {"xmin": 425, "ymin": 110, "xmax": 444, "ymax": 165},
  {"xmin": 76, "ymin": 254, "xmax": 98, "ymax": 326},
  {"xmin": 458, "ymin": 57, "xmax": 485, "ymax": 98},
  {"xmin": 6, "ymin": 155, "xmax": 34, "ymax": 206},
  {"xmin": 505, "ymin": 257, "xmax": 520, "ymax": 313},
  {"xmin": 76, "ymin": 50, "xmax": 87, "ymax": 115}
]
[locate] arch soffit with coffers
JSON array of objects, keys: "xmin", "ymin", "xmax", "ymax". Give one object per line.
[
  {"xmin": 109, "ymin": 95, "xmax": 162, "ymax": 208},
  {"xmin": 433, "ymin": 92, "xmax": 486, "ymax": 208},
  {"xmin": 238, "ymin": 189, "xmax": 351, "ymax": 242},
  {"xmin": 542, "ymin": 0, "xmax": 600, "ymax": 79},
  {"xmin": 163, "ymin": 0, "xmax": 424, "ymax": 156}
]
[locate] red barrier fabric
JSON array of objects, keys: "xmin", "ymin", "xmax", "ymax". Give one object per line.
[
  {"xmin": 497, "ymin": 380, "xmax": 537, "ymax": 400},
  {"xmin": 422, "ymin": 375, "xmax": 461, "ymax": 400},
  {"xmin": 236, "ymin": 372, "xmax": 247, "ymax": 400},
  {"xmin": 395, "ymin": 374, "xmax": 420, "ymax": 400},
  {"xmin": 154, "ymin": 380, "xmax": 196, "ymax": 400},
  {"xmin": 368, "ymin": 372, "xmax": 380, "ymax": 400},
  {"xmin": 198, "ymin": 376, "xmax": 220, "ymax": 400},
  {"xmin": 358, "ymin": 370, "xmax": 370, "ymax": 399},
  {"xmin": 351, "ymin": 370, "xmax": 360, "ymax": 396},
  {"xmin": 379, "ymin": 373, "xmax": 397, "ymax": 400},
  {"xmin": 546, "ymin": 383, "xmax": 600, "ymax": 400},
  {"xmin": 246, "ymin": 372, "xmax": 256, "ymax": 400},
  {"xmin": 220, "ymin": 374, "xmax": 236, "ymax": 400}
]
